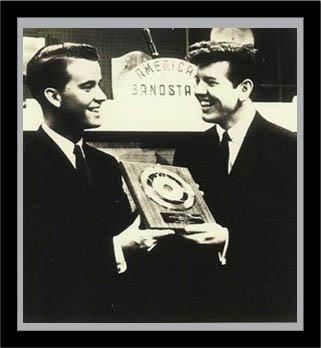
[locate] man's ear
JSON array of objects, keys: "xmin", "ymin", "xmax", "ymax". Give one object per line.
[
  {"xmin": 44, "ymin": 88, "xmax": 62, "ymax": 108},
  {"xmin": 238, "ymin": 79, "xmax": 254, "ymax": 101}
]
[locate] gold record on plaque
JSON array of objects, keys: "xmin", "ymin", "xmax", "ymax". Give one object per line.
[{"xmin": 140, "ymin": 165, "xmax": 195, "ymax": 210}]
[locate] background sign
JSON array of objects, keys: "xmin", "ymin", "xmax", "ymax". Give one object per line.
[{"xmin": 105, "ymin": 56, "xmax": 207, "ymax": 131}]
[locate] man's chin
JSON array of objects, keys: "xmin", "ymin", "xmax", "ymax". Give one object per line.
[
  {"xmin": 84, "ymin": 122, "xmax": 102, "ymax": 130},
  {"xmin": 201, "ymin": 112, "xmax": 220, "ymax": 123}
]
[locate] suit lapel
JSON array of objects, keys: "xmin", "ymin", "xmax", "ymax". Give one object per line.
[
  {"xmin": 228, "ymin": 113, "xmax": 265, "ymax": 180},
  {"xmin": 203, "ymin": 125, "xmax": 220, "ymax": 163},
  {"xmin": 36, "ymin": 126, "xmax": 77, "ymax": 177}
]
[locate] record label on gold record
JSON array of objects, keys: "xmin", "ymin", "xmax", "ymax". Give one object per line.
[{"xmin": 140, "ymin": 166, "xmax": 195, "ymax": 210}]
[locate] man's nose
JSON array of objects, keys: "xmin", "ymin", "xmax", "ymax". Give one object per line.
[
  {"xmin": 95, "ymin": 86, "xmax": 107, "ymax": 102},
  {"xmin": 194, "ymin": 80, "xmax": 207, "ymax": 95}
]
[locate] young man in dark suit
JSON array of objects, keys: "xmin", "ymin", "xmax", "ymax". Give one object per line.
[
  {"xmin": 173, "ymin": 41, "xmax": 297, "ymax": 321},
  {"xmin": 23, "ymin": 43, "xmax": 174, "ymax": 322}
]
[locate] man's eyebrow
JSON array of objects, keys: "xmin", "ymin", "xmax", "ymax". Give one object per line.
[
  {"xmin": 79, "ymin": 80, "xmax": 96, "ymax": 87},
  {"xmin": 79, "ymin": 79, "xmax": 103, "ymax": 88},
  {"xmin": 203, "ymin": 76, "xmax": 218, "ymax": 82}
]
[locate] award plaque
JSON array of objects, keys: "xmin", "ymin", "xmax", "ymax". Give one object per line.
[{"xmin": 120, "ymin": 161, "xmax": 215, "ymax": 229}]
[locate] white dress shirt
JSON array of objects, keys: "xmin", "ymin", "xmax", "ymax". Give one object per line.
[
  {"xmin": 216, "ymin": 103, "xmax": 256, "ymax": 174},
  {"xmin": 42, "ymin": 123, "xmax": 126, "ymax": 273}
]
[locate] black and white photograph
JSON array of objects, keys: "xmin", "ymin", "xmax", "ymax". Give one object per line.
[{"xmin": 18, "ymin": 18, "xmax": 302, "ymax": 330}]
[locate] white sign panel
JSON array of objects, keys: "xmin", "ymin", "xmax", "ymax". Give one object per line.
[{"xmin": 106, "ymin": 57, "xmax": 207, "ymax": 131}]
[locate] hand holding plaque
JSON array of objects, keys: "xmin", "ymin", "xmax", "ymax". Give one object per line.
[{"xmin": 120, "ymin": 161, "xmax": 216, "ymax": 229}]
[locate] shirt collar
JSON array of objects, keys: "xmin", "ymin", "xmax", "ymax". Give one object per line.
[
  {"xmin": 42, "ymin": 123, "xmax": 83, "ymax": 155},
  {"xmin": 216, "ymin": 102, "xmax": 256, "ymax": 143}
]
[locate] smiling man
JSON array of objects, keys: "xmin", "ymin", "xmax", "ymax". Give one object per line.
[
  {"xmin": 26, "ymin": 44, "xmax": 107, "ymax": 141},
  {"xmin": 173, "ymin": 41, "xmax": 297, "ymax": 321},
  {"xmin": 23, "ymin": 43, "xmax": 174, "ymax": 322}
]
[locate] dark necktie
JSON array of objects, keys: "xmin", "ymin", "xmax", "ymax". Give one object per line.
[
  {"xmin": 217, "ymin": 130, "xmax": 231, "ymax": 178},
  {"xmin": 73, "ymin": 144, "xmax": 93, "ymax": 191}
]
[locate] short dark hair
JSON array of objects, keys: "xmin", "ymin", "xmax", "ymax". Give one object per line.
[
  {"xmin": 186, "ymin": 41, "xmax": 264, "ymax": 87},
  {"xmin": 26, "ymin": 42, "xmax": 99, "ymax": 103}
]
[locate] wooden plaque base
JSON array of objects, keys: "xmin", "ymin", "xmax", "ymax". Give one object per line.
[{"xmin": 120, "ymin": 161, "xmax": 215, "ymax": 229}]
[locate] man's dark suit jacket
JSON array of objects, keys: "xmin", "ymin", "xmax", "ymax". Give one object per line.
[
  {"xmin": 23, "ymin": 127, "xmax": 132, "ymax": 322},
  {"xmin": 170, "ymin": 112, "xmax": 297, "ymax": 322}
]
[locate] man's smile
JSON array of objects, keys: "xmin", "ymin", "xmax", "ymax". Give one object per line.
[
  {"xmin": 197, "ymin": 97, "xmax": 217, "ymax": 112},
  {"xmin": 87, "ymin": 106, "xmax": 101, "ymax": 114}
]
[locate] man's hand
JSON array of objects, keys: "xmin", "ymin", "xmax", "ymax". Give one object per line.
[
  {"xmin": 115, "ymin": 215, "xmax": 175, "ymax": 253},
  {"xmin": 182, "ymin": 222, "xmax": 228, "ymax": 245}
]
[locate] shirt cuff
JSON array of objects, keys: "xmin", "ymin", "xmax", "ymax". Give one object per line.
[
  {"xmin": 218, "ymin": 227, "xmax": 229, "ymax": 266},
  {"xmin": 113, "ymin": 236, "xmax": 127, "ymax": 274}
]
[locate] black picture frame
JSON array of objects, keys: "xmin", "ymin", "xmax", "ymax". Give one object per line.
[{"xmin": 1, "ymin": 1, "xmax": 320, "ymax": 347}]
